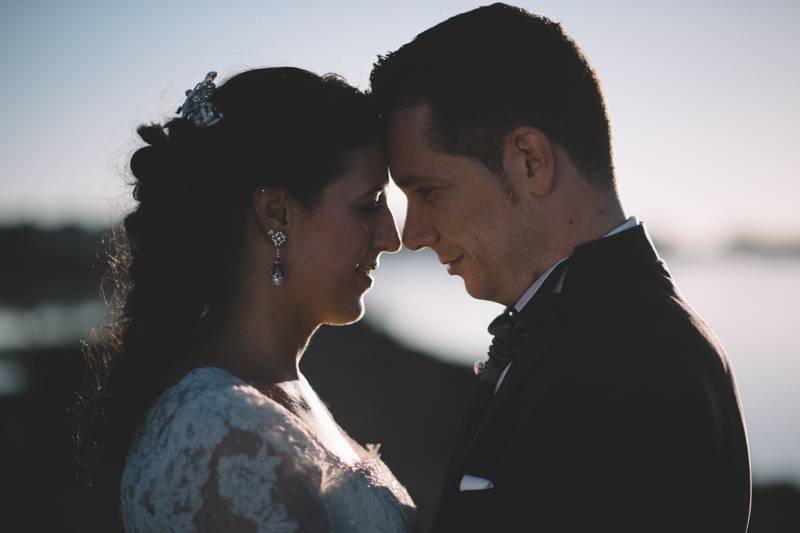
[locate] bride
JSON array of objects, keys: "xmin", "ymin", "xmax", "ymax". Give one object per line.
[{"xmin": 76, "ymin": 67, "xmax": 416, "ymax": 531}]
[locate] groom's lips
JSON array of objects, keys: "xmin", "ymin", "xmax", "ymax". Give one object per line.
[{"xmin": 442, "ymin": 255, "xmax": 464, "ymax": 275}]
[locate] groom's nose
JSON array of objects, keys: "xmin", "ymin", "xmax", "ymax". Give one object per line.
[{"xmin": 401, "ymin": 208, "xmax": 436, "ymax": 251}]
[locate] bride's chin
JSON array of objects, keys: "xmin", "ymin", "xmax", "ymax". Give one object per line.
[{"xmin": 324, "ymin": 299, "xmax": 366, "ymax": 326}]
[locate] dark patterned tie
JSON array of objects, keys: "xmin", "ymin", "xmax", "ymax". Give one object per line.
[{"xmin": 474, "ymin": 307, "xmax": 527, "ymax": 388}]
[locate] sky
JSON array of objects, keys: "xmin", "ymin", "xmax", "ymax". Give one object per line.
[{"xmin": 1, "ymin": 0, "xmax": 798, "ymax": 247}]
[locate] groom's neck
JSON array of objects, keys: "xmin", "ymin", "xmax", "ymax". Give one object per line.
[
  {"xmin": 550, "ymin": 181, "xmax": 627, "ymax": 259},
  {"xmin": 506, "ymin": 186, "xmax": 625, "ymax": 303}
]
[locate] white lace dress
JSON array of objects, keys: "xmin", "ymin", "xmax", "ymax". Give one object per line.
[{"xmin": 120, "ymin": 367, "xmax": 417, "ymax": 532}]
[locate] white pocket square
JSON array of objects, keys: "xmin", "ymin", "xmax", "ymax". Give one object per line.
[{"xmin": 459, "ymin": 474, "xmax": 494, "ymax": 491}]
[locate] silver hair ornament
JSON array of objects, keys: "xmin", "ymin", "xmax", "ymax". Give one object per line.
[{"xmin": 176, "ymin": 71, "xmax": 224, "ymax": 127}]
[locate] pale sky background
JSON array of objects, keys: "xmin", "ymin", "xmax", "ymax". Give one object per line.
[{"xmin": 1, "ymin": 0, "xmax": 798, "ymax": 248}]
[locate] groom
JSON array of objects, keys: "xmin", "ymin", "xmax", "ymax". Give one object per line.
[{"xmin": 371, "ymin": 4, "xmax": 751, "ymax": 532}]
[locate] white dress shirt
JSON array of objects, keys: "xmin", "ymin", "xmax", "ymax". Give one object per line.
[{"xmin": 494, "ymin": 217, "xmax": 640, "ymax": 392}]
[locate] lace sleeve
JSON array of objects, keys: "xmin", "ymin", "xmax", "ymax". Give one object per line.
[
  {"xmin": 194, "ymin": 425, "xmax": 330, "ymax": 531},
  {"xmin": 121, "ymin": 368, "xmax": 331, "ymax": 533}
]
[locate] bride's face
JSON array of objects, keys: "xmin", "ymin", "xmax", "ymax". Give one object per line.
[{"xmin": 289, "ymin": 143, "xmax": 401, "ymax": 324}]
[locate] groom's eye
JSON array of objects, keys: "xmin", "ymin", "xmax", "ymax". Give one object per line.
[{"xmin": 414, "ymin": 187, "xmax": 434, "ymax": 199}]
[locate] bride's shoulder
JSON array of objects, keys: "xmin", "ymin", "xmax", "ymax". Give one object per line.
[
  {"xmin": 138, "ymin": 366, "xmax": 314, "ymax": 452},
  {"xmin": 122, "ymin": 367, "xmax": 332, "ymax": 531}
]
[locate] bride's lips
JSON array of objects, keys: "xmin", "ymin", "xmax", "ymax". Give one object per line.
[
  {"xmin": 355, "ymin": 262, "xmax": 377, "ymax": 287},
  {"xmin": 442, "ymin": 255, "xmax": 464, "ymax": 275}
]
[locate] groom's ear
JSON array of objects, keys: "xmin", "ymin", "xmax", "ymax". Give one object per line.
[{"xmin": 503, "ymin": 126, "xmax": 555, "ymax": 198}]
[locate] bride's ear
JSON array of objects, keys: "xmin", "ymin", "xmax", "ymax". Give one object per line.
[{"xmin": 252, "ymin": 186, "xmax": 297, "ymax": 231}]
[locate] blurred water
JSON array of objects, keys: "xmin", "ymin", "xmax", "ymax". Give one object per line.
[
  {"xmin": 364, "ymin": 250, "xmax": 800, "ymax": 484},
  {"xmin": 0, "ymin": 300, "xmax": 105, "ymax": 351},
  {"xmin": 0, "ymin": 359, "xmax": 26, "ymax": 396},
  {"xmin": 0, "ymin": 250, "xmax": 797, "ymax": 483},
  {"xmin": 0, "ymin": 299, "xmax": 105, "ymax": 396}
]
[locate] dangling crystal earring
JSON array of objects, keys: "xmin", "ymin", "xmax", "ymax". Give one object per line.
[{"xmin": 267, "ymin": 229, "xmax": 286, "ymax": 286}]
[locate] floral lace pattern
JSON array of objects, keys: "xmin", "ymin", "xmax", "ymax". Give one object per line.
[{"xmin": 121, "ymin": 367, "xmax": 416, "ymax": 532}]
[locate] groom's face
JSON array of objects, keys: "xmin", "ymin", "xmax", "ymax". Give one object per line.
[{"xmin": 386, "ymin": 104, "xmax": 528, "ymax": 305}]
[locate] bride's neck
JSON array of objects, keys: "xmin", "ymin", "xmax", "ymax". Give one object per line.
[{"xmin": 196, "ymin": 291, "xmax": 318, "ymax": 385}]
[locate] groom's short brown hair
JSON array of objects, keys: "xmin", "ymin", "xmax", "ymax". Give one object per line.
[{"xmin": 370, "ymin": 2, "xmax": 615, "ymax": 190}]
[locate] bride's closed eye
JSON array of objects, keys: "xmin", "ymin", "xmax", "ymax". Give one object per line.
[{"xmin": 360, "ymin": 192, "xmax": 387, "ymax": 213}]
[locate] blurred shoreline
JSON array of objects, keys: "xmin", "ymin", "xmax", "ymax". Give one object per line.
[
  {"xmin": 3, "ymin": 222, "xmax": 800, "ymax": 309},
  {"xmin": 5, "ymin": 221, "xmax": 800, "ymax": 280}
]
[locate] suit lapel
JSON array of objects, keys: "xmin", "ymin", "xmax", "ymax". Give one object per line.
[
  {"xmin": 457, "ymin": 291, "xmax": 566, "ymax": 464},
  {"xmin": 443, "ymin": 224, "xmax": 668, "ymax": 510},
  {"xmin": 455, "ymin": 225, "xmax": 663, "ymax": 466}
]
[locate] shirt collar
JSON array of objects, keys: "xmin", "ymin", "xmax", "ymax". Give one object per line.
[{"xmin": 513, "ymin": 216, "xmax": 639, "ymax": 312}]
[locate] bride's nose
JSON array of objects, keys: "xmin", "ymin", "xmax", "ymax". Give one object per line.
[{"xmin": 372, "ymin": 205, "xmax": 401, "ymax": 253}]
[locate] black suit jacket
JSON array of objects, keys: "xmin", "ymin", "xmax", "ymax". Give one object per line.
[{"xmin": 432, "ymin": 225, "xmax": 751, "ymax": 532}]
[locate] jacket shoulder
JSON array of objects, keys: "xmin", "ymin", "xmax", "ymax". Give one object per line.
[{"xmin": 559, "ymin": 273, "xmax": 735, "ymax": 392}]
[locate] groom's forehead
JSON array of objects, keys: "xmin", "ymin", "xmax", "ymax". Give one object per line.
[
  {"xmin": 387, "ymin": 146, "xmax": 451, "ymax": 189},
  {"xmin": 387, "ymin": 105, "xmax": 443, "ymax": 169},
  {"xmin": 388, "ymin": 103, "xmax": 433, "ymax": 140}
]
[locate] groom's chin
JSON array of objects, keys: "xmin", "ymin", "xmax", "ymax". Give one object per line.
[{"xmin": 461, "ymin": 275, "xmax": 497, "ymax": 303}]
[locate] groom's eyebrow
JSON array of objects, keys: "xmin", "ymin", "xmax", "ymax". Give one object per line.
[{"xmin": 392, "ymin": 173, "xmax": 438, "ymax": 188}]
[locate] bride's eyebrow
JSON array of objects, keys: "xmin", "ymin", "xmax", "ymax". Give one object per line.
[{"xmin": 357, "ymin": 186, "xmax": 385, "ymax": 199}]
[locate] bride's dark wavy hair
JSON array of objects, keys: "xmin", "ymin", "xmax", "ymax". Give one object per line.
[{"xmin": 73, "ymin": 67, "xmax": 381, "ymax": 475}]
